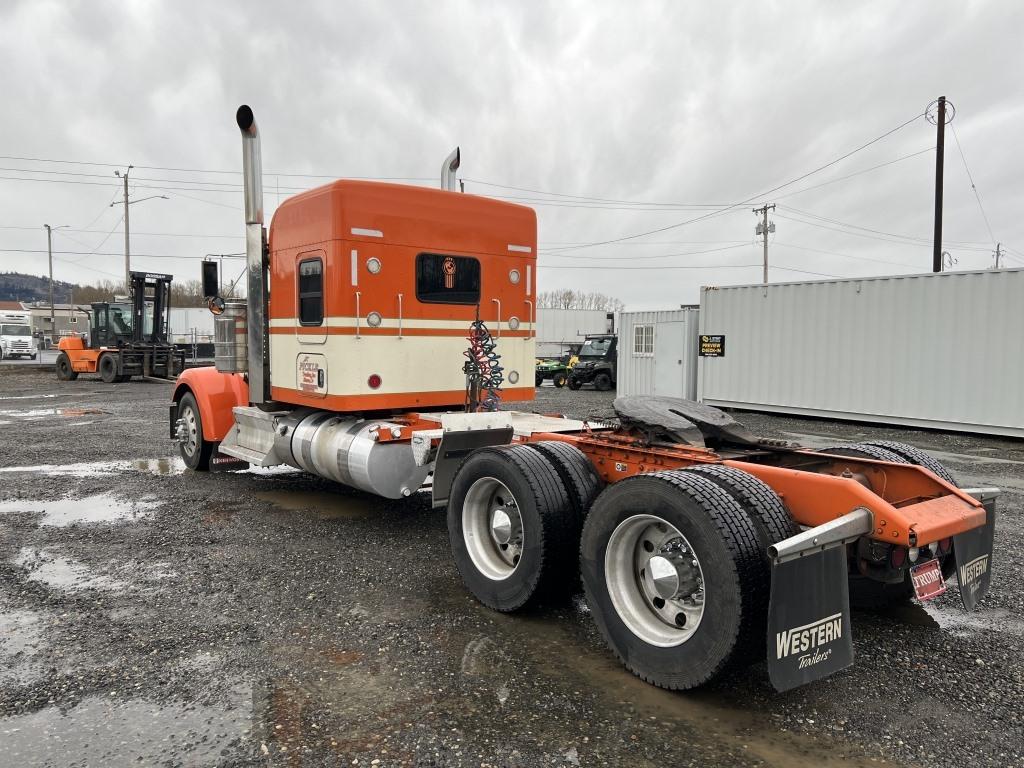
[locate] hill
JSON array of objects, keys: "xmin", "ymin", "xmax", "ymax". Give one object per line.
[{"xmin": 0, "ymin": 272, "xmax": 74, "ymax": 304}]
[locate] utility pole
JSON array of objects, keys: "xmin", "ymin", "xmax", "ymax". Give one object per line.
[
  {"xmin": 115, "ymin": 166, "xmax": 133, "ymax": 291},
  {"xmin": 43, "ymin": 224, "xmax": 67, "ymax": 346},
  {"xmin": 930, "ymin": 96, "xmax": 948, "ymax": 273},
  {"xmin": 995, "ymin": 242, "xmax": 1002, "ymax": 269},
  {"xmin": 753, "ymin": 203, "xmax": 776, "ymax": 284}
]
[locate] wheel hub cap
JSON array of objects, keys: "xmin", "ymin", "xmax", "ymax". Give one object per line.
[
  {"xmin": 491, "ymin": 508, "xmax": 514, "ymax": 545},
  {"xmin": 604, "ymin": 514, "xmax": 707, "ymax": 647},
  {"xmin": 462, "ymin": 477, "xmax": 525, "ymax": 581}
]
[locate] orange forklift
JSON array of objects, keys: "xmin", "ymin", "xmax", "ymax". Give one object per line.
[{"xmin": 57, "ymin": 271, "xmax": 185, "ymax": 383}]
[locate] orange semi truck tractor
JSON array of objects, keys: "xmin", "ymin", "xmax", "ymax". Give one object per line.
[{"xmin": 171, "ymin": 106, "xmax": 998, "ymax": 692}]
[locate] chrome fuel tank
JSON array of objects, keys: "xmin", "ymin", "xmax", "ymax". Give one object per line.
[{"xmin": 274, "ymin": 411, "xmax": 430, "ymax": 499}]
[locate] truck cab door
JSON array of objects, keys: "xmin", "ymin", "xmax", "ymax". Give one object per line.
[{"xmin": 293, "ymin": 250, "xmax": 328, "ymax": 398}]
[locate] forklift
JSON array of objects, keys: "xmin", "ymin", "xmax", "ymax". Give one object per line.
[{"xmin": 56, "ymin": 271, "xmax": 185, "ymax": 383}]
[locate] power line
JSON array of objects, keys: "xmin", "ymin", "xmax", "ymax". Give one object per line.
[
  {"xmin": 774, "ymin": 210, "xmax": 991, "ymax": 252},
  {"xmin": 773, "ymin": 146, "xmax": 935, "ymax": 201},
  {"xmin": 0, "ymin": 154, "xmax": 433, "ymax": 181},
  {"xmin": 542, "ymin": 243, "xmax": 753, "ymax": 261},
  {"xmin": 949, "ymin": 123, "xmax": 997, "ymax": 246},
  {"xmin": 0, "ymin": 225, "xmax": 241, "ymax": 239},
  {"xmin": 539, "ymin": 111, "xmax": 926, "ymax": 254},
  {"xmin": 772, "ymin": 241, "xmax": 921, "ymax": 268},
  {"xmin": 0, "ymin": 248, "xmax": 243, "ymax": 259},
  {"xmin": 778, "ymin": 204, "xmax": 990, "ymax": 246}
]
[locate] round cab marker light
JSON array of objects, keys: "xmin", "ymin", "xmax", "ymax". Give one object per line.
[
  {"xmin": 509, "ymin": 269, "xmax": 521, "ymax": 284},
  {"xmin": 508, "ymin": 316, "xmax": 520, "ymax": 330},
  {"xmin": 367, "ymin": 311, "xmax": 382, "ymax": 327},
  {"xmin": 367, "ymin": 374, "xmax": 382, "ymax": 389},
  {"xmin": 508, "ymin": 370, "xmax": 520, "ymax": 384},
  {"xmin": 366, "ymin": 257, "xmax": 382, "ymax": 274}
]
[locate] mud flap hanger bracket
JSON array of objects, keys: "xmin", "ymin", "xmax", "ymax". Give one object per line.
[{"xmin": 769, "ymin": 507, "xmax": 874, "ymax": 565}]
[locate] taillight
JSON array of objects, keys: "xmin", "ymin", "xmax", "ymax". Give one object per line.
[
  {"xmin": 890, "ymin": 546, "xmax": 908, "ymax": 568},
  {"xmin": 367, "ymin": 374, "xmax": 382, "ymax": 390}
]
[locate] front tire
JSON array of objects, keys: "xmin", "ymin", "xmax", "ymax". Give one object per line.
[
  {"xmin": 581, "ymin": 470, "xmax": 766, "ymax": 689},
  {"xmin": 56, "ymin": 353, "xmax": 78, "ymax": 381},
  {"xmin": 447, "ymin": 445, "xmax": 577, "ymax": 612},
  {"xmin": 177, "ymin": 392, "xmax": 214, "ymax": 471},
  {"xmin": 99, "ymin": 353, "xmax": 119, "ymax": 383},
  {"xmin": 567, "ymin": 377, "xmax": 582, "ymax": 391},
  {"xmin": 593, "ymin": 372, "xmax": 613, "ymax": 391}
]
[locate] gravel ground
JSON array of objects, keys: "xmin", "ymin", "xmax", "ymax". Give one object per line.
[{"xmin": 0, "ymin": 369, "xmax": 1021, "ymax": 767}]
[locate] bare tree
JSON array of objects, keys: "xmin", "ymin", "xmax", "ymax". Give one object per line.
[{"xmin": 537, "ymin": 289, "xmax": 624, "ymax": 311}]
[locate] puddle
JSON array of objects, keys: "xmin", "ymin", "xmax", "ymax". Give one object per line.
[
  {"xmin": 0, "ymin": 457, "xmax": 186, "ymax": 477},
  {"xmin": 0, "ymin": 407, "xmax": 107, "ymax": 420},
  {"xmin": 14, "ymin": 547, "xmax": 127, "ymax": 592},
  {"xmin": 0, "ymin": 607, "xmax": 47, "ymax": 685},
  {"xmin": 0, "ymin": 685, "xmax": 253, "ymax": 768},
  {"xmin": 256, "ymin": 490, "xmax": 372, "ymax": 519},
  {"xmin": 0, "ymin": 493, "xmax": 160, "ymax": 526},
  {"xmin": 131, "ymin": 456, "xmax": 187, "ymax": 474},
  {"xmin": 0, "ymin": 607, "xmax": 45, "ymax": 656}
]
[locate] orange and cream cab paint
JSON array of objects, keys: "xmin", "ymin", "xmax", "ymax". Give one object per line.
[{"xmin": 266, "ymin": 180, "xmax": 536, "ymax": 412}]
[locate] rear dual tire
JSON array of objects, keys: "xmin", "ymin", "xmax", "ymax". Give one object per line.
[{"xmin": 581, "ymin": 470, "xmax": 770, "ymax": 689}]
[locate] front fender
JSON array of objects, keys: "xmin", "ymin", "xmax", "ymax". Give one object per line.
[{"xmin": 171, "ymin": 366, "xmax": 249, "ymax": 442}]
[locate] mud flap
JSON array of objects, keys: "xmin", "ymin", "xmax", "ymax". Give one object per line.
[
  {"xmin": 430, "ymin": 427, "xmax": 514, "ymax": 509},
  {"xmin": 767, "ymin": 547, "xmax": 855, "ymax": 692},
  {"xmin": 209, "ymin": 450, "xmax": 249, "ymax": 473},
  {"xmin": 953, "ymin": 492, "xmax": 997, "ymax": 611}
]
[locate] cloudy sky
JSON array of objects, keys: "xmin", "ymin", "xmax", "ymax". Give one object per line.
[{"xmin": 1, "ymin": 0, "xmax": 1021, "ymax": 309}]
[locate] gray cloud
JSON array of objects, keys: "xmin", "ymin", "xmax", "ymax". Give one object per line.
[{"xmin": 1, "ymin": 0, "xmax": 1021, "ymax": 308}]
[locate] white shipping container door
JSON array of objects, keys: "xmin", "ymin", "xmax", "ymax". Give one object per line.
[
  {"xmin": 698, "ymin": 269, "xmax": 1024, "ymax": 437},
  {"xmin": 653, "ymin": 322, "xmax": 688, "ymax": 398},
  {"xmin": 617, "ymin": 309, "xmax": 698, "ymax": 399}
]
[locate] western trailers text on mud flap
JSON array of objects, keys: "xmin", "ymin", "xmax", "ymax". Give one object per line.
[
  {"xmin": 954, "ymin": 488, "xmax": 998, "ymax": 611},
  {"xmin": 766, "ymin": 509, "xmax": 863, "ymax": 692},
  {"xmin": 766, "ymin": 489, "xmax": 998, "ymax": 692}
]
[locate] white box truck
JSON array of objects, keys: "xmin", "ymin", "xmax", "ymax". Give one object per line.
[{"xmin": 0, "ymin": 311, "xmax": 36, "ymax": 360}]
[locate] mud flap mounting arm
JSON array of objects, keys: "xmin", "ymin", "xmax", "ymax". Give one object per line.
[{"xmin": 766, "ymin": 508, "xmax": 873, "ymax": 692}]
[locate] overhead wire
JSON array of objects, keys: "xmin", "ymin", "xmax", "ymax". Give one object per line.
[
  {"xmin": 536, "ymin": 111, "xmax": 926, "ymax": 254},
  {"xmin": 949, "ymin": 123, "xmax": 997, "ymax": 247}
]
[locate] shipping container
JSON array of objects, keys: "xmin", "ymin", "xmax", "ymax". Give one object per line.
[
  {"xmin": 617, "ymin": 309, "xmax": 700, "ymax": 399},
  {"xmin": 536, "ymin": 308, "xmax": 613, "ymax": 358},
  {"xmin": 698, "ymin": 268, "xmax": 1024, "ymax": 437},
  {"xmin": 169, "ymin": 307, "xmax": 216, "ymax": 344}
]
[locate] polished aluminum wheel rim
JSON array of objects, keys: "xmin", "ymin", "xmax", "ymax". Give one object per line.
[
  {"xmin": 462, "ymin": 477, "xmax": 524, "ymax": 581},
  {"xmin": 181, "ymin": 405, "xmax": 199, "ymax": 457},
  {"xmin": 605, "ymin": 514, "xmax": 705, "ymax": 647}
]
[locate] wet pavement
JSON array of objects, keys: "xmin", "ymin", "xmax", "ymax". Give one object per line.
[{"xmin": 0, "ymin": 368, "xmax": 1021, "ymax": 767}]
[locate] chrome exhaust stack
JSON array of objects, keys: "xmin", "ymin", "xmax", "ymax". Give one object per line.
[
  {"xmin": 236, "ymin": 105, "xmax": 269, "ymax": 404},
  {"xmin": 441, "ymin": 146, "xmax": 460, "ymax": 191}
]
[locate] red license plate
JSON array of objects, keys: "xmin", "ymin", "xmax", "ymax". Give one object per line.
[{"xmin": 910, "ymin": 558, "xmax": 946, "ymax": 601}]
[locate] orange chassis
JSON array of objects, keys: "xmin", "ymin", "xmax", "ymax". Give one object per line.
[{"xmin": 374, "ymin": 413, "xmax": 985, "ymax": 549}]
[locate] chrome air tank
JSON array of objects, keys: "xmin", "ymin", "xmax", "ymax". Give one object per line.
[{"xmin": 274, "ymin": 411, "xmax": 430, "ymax": 499}]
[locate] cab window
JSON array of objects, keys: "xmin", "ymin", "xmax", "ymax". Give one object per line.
[
  {"xmin": 298, "ymin": 258, "xmax": 324, "ymax": 325},
  {"xmin": 416, "ymin": 253, "xmax": 481, "ymax": 305}
]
